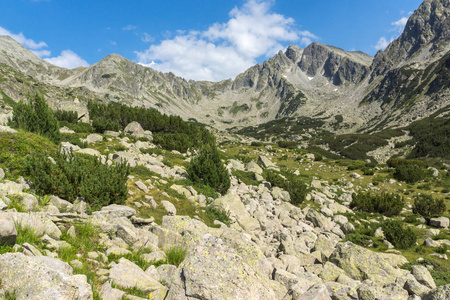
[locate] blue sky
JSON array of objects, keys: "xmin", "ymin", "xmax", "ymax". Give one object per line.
[{"xmin": 0, "ymin": 0, "xmax": 423, "ymax": 81}]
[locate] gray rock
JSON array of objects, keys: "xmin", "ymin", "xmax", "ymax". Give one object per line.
[
  {"xmin": 109, "ymin": 258, "xmax": 167, "ymax": 296},
  {"xmin": 358, "ymin": 281, "xmax": 408, "ymax": 300},
  {"xmin": 325, "ymin": 282, "xmax": 358, "ymax": 300},
  {"xmin": 155, "ymin": 264, "xmax": 177, "ymax": 287},
  {"xmin": 405, "ymin": 273, "xmax": 431, "ymax": 296},
  {"xmin": 124, "ymin": 122, "xmax": 153, "ymax": 141},
  {"xmin": 424, "ymin": 237, "xmax": 441, "ymax": 248},
  {"xmin": 100, "ymin": 281, "xmax": 125, "ymax": 300},
  {"xmin": 246, "ymin": 160, "xmax": 263, "ymax": 174},
  {"xmin": 0, "ymin": 168, "xmax": 4, "ymax": 180},
  {"xmin": 161, "ymin": 200, "xmax": 177, "ymax": 216},
  {"xmin": 49, "ymin": 195, "xmax": 74, "ymax": 212},
  {"xmin": 41, "ymin": 234, "xmax": 72, "ymax": 251},
  {"xmin": 214, "ymin": 193, "xmax": 260, "ymax": 232},
  {"xmin": 135, "ymin": 181, "xmax": 149, "ymax": 193},
  {"xmin": 306, "ymin": 208, "xmax": 334, "ymax": 231},
  {"xmin": 142, "ymin": 251, "xmax": 166, "ymax": 263},
  {"xmin": 92, "ymin": 204, "xmax": 136, "ymax": 219},
  {"xmin": 412, "ymin": 265, "xmax": 436, "ymax": 289},
  {"xmin": 423, "ymin": 284, "xmax": 450, "ymax": 300},
  {"xmin": 0, "ymin": 252, "xmax": 93, "ymax": 299},
  {"xmin": 106, "ymin": 246, "xmax": 131, "ymax": 256},
  {"xmin": 258, "ymin": 155, "xmax": 276, "ymax": 169},
  {"xmin": 85, "ymin": 133, "xmax": 103, "ymax": 144},
  {"xmin": 294, "ymin": 283, "xmax": 332, "ymax": 300},
  {"xmin": 0, "ymin": 217, "xmax": 16, "ymax": 246},
  {"xmin": 319, "ymin": 262, "xmax": 346, "ymax": 282},
  {"xmin": 22, "ymin": 194, "xmax": 38, "ymax": 212},
  {"xmin": 428, "ymin": 167, "xmax": 439, "ymax": 177},
  {"xmin": 429, "ymin": 217, "xmax": 449, "ymax": 229},
  {"xmin": 330, "ymin": 241, "xmax": 408, "ymax": 285}
]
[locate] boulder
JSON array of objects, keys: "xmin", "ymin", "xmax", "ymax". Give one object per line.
[
  {"xmin": 214, "ymin": 193, "xmax": 260, "ymax": 232},
  {"xmin": 124, "ymin": 122, "xmax": 153, "ymax": 141},
  {"xmin": 22, "ymin": 194, "xmax": 38, "ymax": 212},
  {"xmin": 258, "ymin": 155, "xmax": 277, "ymax": 169},
  {"xmin": 411, "ymin": 265, "xmax": 436, "ymax": 289},
  {"xmin": 306, "ymin": 208, "xmax": 334, "ymax": 231},
  {"xmin": 246, "ymin": 160, "xmax": 263, "ymax": 174},
  {"xmin": 294, "ymin": 283, "xmax": 332, "ymax": 300},
  {"xmin": 99, "ymin": 281, "xmax": 125, "ymax": 300},
  {"xmin": 165, "ymin": 241, "xmax": 281, "ymax": 300},
  {"xmin": 109, "ymin": 258, "xmax": 167, "ymax": 296},
  {"xmin": 429, "ymin": 217, "xmax": 449, "ymax": 229},
  {"xmin": 135, "ymin": 181, "xmax": 149, "ymax": 193},
  {"xmin": 0, "ymin": 252, "xmax": 93, "ymax": 299},
  {"xmin": 85, "ymin": 134, "xmax": 103, "ymax": 144},
  {"xmin": 0, "ymin": 216, "xmax": 16, "ymax": 246},
  {"xmin": 0, "ymin": 168, "xmax": 4, "ymax": 180},
  {"xmin": 161, "ymin": 200, "xmax": 177, "ymax": 216},
  {"xmin": 423, "ymin": 284, "xmax": 450, "ymax": 300},
  {"xmin": 330, "ymin": 241, "xmax": 408, "ymax": 286},
  {"xmin": 92, "ymin": 204, "xmax": 136, "ymax": 219}
]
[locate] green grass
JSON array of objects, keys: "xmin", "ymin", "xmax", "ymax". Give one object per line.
[
  {"xmin": 107, "ymin": 247, "xmax": 155, "ymax": 271},
  {"xmin": 231, "ymin": 169, "xmax": 259, "ymax": 186},
  {"xmin": 164, "ymin": 245, "xmax": 187, "ymax": 267},
  {"xmin": 15, "ymin": 223, "xmax": 41, "ymax": 246}
]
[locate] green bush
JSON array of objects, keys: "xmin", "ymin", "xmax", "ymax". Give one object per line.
[
  {"xmin": 25, "ymin": 150, "xmax": 130, "ymax": 211},
  {"xmin": 277, "ymin": 140, "xmax": 296, "ymax": 149},
  {"xmin": 232, "ymin": 169, "xmax": 259, "ymax": 186},
  {"xmin": 187, "ymin": 144, "xmax": 230, "ymax": 195},
  {"xmin": 412, "ymin": 194, "xmax": 446, "ymax": 217},
  {"xmin": 9, "ymin": 93, "xmax": 60, "ymax": 143},
  {"xmin": 314, "ymin": 154, "xmax": 323, "ymax": 161},
  {"xmin": 54, "ymin": 110, "xmax": 78, "ymax": 123},
  {"xmin": 263, "ymin": 170, "xmax": 307, "ymax": 205},
  {"xmin": 206, "ymin": 205, "xmax": 230, "ymax": 226},
  {"xmin": 250, "ymin": 142, "xmax": 263, "ymax": 147},
  {"xmin": 394, "ymin": 164, "xmax": 425, "ymax": 183},
  {"xmin": 350, "ymin": 192, "xmax": 404, "ymax": 216},
  {"xmin": 382, "ymin": 220, "xmax": 417, "ymax": 249},
  {"xmin": 387, "ymin": 158, "xmax": 426, "ymax": 168}
]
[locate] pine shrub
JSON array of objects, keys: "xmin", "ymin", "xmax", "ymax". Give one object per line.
[
  {"xmin": 350, "ymin": 192, "xmax": 404, "ymax": 216},
  {"xmin": 394, "ymin": 164, "xmax": 426, "ymax": 183},
  {"xmin": 54, "ymin": 110, "xmax": 78, "ymax": 123},
  {"xmin": 9, "ymin": 93, "xmax": 60, "ymax": 143},
  {"xmin": 382, "ymin": 220, "xmax": 417, "ymax": 249},
  {"xmin": 25, "ymin": 150, "xmax": 129, "ymax": 211},
  {"xmin": 263, "ymin": 170, "xmax": 307, "ymax": 205},
  {"xmin": 412, "ymin": 194, "xmax": 445, "ymax": 217},
  {"xmin": 187, "ymin": 143, "xmax": 230, "ymax": 195}
]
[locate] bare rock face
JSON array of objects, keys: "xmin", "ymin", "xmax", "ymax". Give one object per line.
[
  {"xmin": 0, "ymin": 216, "xmax": 16, "ymax": 245},
  {"xmin": 0, "ymin": 253, "xmax": 93, "ymax": 300}
]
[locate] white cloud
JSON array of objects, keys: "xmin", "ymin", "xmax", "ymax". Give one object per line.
[
  {"xmin": 136, "ymin": 0, "xmax": 316, "ymax": 81},
  {"xmin": 141, "ymin": 32, "xmax": 154, "ymax": 43},
  {"xmin": 374, "ymin": 37, "xmax": 393, "ymax": 51},
  {"xmin": 110, "ymin": 41, "xmax": 117, "ymax": 46},
  {"xmin": 391, "ymin": 17, "xmax": 409, "ymax": 34},
  {"xmin": 123, "ymin": 25, "xmax": 137, "ymax": 31},
  {"xmin": 44, "ymin": 50, "xmax": 89, "ymax": 69},
  {"xmin": 31, "ymin": 49, "xmax": 51, "ymax": 57},
  {"xmin": 0, "ymin": 26, "xmax": 47, "ymax": 49}
]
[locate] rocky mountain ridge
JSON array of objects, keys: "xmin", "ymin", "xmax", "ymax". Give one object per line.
[{"xmin": 0, "ymin": 0, "xmax": 449, "ymax": 135}]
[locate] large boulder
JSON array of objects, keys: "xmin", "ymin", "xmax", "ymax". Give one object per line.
[
  {"xmin": 214, "ymin": 192, "xmax": 260, "ymax": 232},
  {"xmin": 109, "ymin": 258, "xmax": 167, "ymax": 296},
  {"xmin": 0, "ymin": 216, "xmax": 16, "ymax": 245},
  {"xmin": 0, "ymin": 252, "xmax": 92, "ymax": 299},
  {"xmin": 329, "ymin": 241, "xmax": 408, "ymax": 286},
  {"xmin": 423, "ymin": 284, "xmax": 450, "ymax": 300},
  {"xmin": 124, "ymin": 121, "xmax": 153, "ymax": 141},
  {"xmin": 166, "ymin": 235, "xmax": 283, "ymax": 300}
]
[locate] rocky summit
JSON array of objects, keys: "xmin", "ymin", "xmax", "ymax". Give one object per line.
[{"xmin": 0, "ymin": 0, "xmax": 450, "ymax": 299}]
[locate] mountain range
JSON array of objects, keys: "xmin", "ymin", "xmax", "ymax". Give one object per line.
[{"xmin": 0, "ymin": 0, "xmax": 449, "ymax": 136}]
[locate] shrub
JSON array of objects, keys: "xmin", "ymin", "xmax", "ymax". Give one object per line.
[
  {"xmin": 263, "ymin": 170, "xmax": 307, "ymax": 205},
  {"xmin": 9, "ymin": 93, "xmax": 60, "ymax": 143},
  {"xmin": 382, "ymin": 220, "xmax": 417, "ymax": 249},
  {"xmin": 350, "ymin": 192, "xmax": 404, "ymax": 216},
  {"xmin": 250, "ymin": 142, "xmax": 263, "ymax": 147},
  {"xmin": 187, "ymin": 144, "xmax": 230, "ymax": 195},
  {"xmin": 232, "ymin": 169, "xmax": 259, "ymax": 186},
  {"xmin": 314, "ymin": 154, "xmax": 323, "ymax": 161},
  {"xmin": 387, "ymin": 158, "xmax": 426, "ymax": 168},
  {"xmin": 25, "ymin": 150, "xmax": 130, "ymax": 211},
  {"xmin": 412, "ymin": 194, "xmax": 445, "ymax": 217},
  {"xmin": 394, "ymin": 164, "xmax": 425, "ymax": 183},
  {"xmin": 277, "ymin": 140, "xmax": 296, "ymax": 149},
  {"xmin": 206, "ymin": 205, "xmax": 230, "ymax": 226},
  {"xmin": 54, "ymin": 110, "xmax": 78, "ymax": 123}
]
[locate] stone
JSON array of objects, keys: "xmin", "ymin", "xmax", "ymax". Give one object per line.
[
  {"xmin": 428, "ymin": 167, "xmax": 439, "ymax": 177},
  {"xmin": 358, "ymin": 281, "xmax": 408, "ymax": 300},
  {"xmin": 412, "ymin": 265, "xmax": 436, "ymax": 289},
  {"xmin": 161, "ymin": 200, "xmax": 177, "ymax": 216},
  {"xmin": 41, "ymin": 234, "xmax": 72, "ymax": 251},
  {"xmin": 106, "ymin": 246, "xmax": 132, "ymax": 256},
  {"xmin": 246, "ymin": 160, "xmax": 263, "ymax": 174},
  {"xmin": 142, "ymin": 251, "xmax": 166, "ymax": 263},
  {"xmin": 22, "ymin": 194, "xmax": 38, "ymax": 212},
  {"xmin": 422, "ymin": 284, "xmax": 450, "ymax": 300},
  {"xmin": 425, "ymin": 229, "xmax": 441, "ymax": 236},
  {"xmin": 214, "ymin": 193, "xmax": 260, "ymax": 232},
  {"xmin": 100, "ymin": 281, "xmax": 125, "ymax": 300},
  {"xmin": 22, "ymin": 243, "xmax": 43, "ymax": 256},
  {"xmin": 92, "ymin": 204, "xmax": 136, "ymax": 219},
  {"xmin": 85, "ymin": 133, "xmax": 103, "ymax": 144},
  {"xmin": 0, "ymin": 168, "xmax": 4, "ymax": 180},
  {"xmin": 229, "ymin": 159, "xmax": 246, "ymax": 170},
  {"xmin": 330, "ymin": 241, "xmax": 408, "ymax": 285},
  {"xmin": 294, "ymin": 283, "xmax": 332, "ymax": 300},
  {"xmin": 109, "ymin": 258, "xmax": 167, "ymax": 295},
  {"xmin": 374, "ymin": 227, "xmax": 385, "ymax": 239},
  {"xmin": 135, "ymin": 181, "xmax": 149, "ymax": 193},
  {"xmin": 170, "ymin": 184, "xmax": 192, "ymax": 198},
  {"xmin": 319, "ymin": 262, "xmax": 346, "ymax": 282},
  {"xmin": 424, "ymin": 237, "xmax": 441, "ymax": 248},
  {"xmin": 325, "ymin": 282, "xmax": 358, "ymax": 300},
  {"xmin": 124, "ymin": 122, "xmax": 153, "ymax": 141},
  {"xmin": 405, "ymin": 273, "xmax": 431, "ymax": 296},
  {"xmin": 350, "ymin": 172, "xmax": 361, "ymax": 179},
  {"xmin": 258, "ymin": 155, "xmax": 276, "ymax": 169},
  {"xmin": 155, "ymin": 264, "xmax": 177, "ymax": 287},
  {"xmin": 0, "ymin": 216, "xmax": 16, "ymax": 246},
  {"xmin": 165, "ymin": 242, "xmax": 281, "ymax": 300},
  {"xmin": 306, "ymin": 208, "xmax": 334, "ymax": 231},
  {"xmin": 0, "ymin": 252, "xmax": 93, "ymax": 299},
  {"xmin": 76, "ymin": 148, "xmax": 101, "ymax": 157},
  {"xmin": 49, "ymin": 195, "xmax": 74, "ymax": 212},
  {"xmin": 429, "ymin": 217, "xmax": 449, "ymax": 229},
  {"xmin": 70, "ymin": 259, "xmax": 84, "ymax": 269}
]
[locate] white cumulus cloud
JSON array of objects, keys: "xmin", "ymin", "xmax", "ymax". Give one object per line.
[
  {"xmin": 0, "ymin": 26, "xmax": 47, "ymax": 49},
  {"xmin": 44, "ymin": 50, "xmax": 89, "ymax": 69},
  {"xmin": 374, "ymin": 37, "xmax": 393, "ymax": 51},
  {"xmin": 136, "ymin": 0, "xmax": 316, "ymax": 81},
  {"xmin": 392, "ymin": 17, "xmax": 409, "ymax": 34}
]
